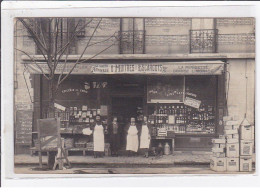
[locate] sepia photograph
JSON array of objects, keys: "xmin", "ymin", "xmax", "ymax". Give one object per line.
[
  {"xmin": 13, "ymin": 17, "xmax": 255, "ymax": 174},
  {"xmin": 11, "ymin": 16, "xmax": 255, "ymax": 175}
]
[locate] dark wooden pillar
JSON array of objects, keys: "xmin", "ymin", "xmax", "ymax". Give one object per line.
[{"xmin": 216, "ymin": 71, "xmax": 226, "ymax": 135}]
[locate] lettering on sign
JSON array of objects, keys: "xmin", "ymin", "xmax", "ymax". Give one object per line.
[
  {"xmin": 184, "ymin": 97, "xmax": 201, "ymax": 109},
  {"xmin": 15, "ymin": 110, "xmax": 33, "ymax": 144},
  {"xmin": 26, "ymin": 62, "xmax": 224, "ymax": 75}
]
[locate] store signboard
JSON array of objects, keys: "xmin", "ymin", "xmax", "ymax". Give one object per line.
[
  {"xmin": 25, "ymin": 61, "xmax": 224, "ymax": 75},
  {"xmin": 184, "ymin": 97, "xmax": 201, "ymax": 109}
]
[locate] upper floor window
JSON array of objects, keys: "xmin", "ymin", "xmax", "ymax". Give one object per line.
[
  {"xmin": 119, "ymin": 18, "xmax": 145, "ymax": 54},
  {"xmin": 190, "ymin": 29, "xmax": 218, "ymax": 53}
]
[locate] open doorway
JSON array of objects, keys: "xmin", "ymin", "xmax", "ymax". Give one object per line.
[{"xmin": 111, "ymin": 97, "xmax": 143, "ymax": 148}]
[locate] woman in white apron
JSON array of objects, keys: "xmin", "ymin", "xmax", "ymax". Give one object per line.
[
  {"xmin": 140, "ymin": 116, "xmax": 152, "ymax": 158},
  {"xmin": 92, "ymin": 115, "xmax": 106, "ymax": 158},
  {"xmin": 126, "ymin": 117, "xmax": 139, "ymax": 156}
]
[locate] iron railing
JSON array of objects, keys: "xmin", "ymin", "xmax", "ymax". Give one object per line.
[
  {"xmin": 119, "ymin": 30, "xmax": 145, "ymax": 54},
  {"xmin": 190, "ymin": 29, "xmax": 218, "ymax": 53}
]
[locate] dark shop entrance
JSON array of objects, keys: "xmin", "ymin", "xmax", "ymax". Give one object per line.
[{"xmin": 111, "ymin": 97, "xmax": 144, "ymax": 147}]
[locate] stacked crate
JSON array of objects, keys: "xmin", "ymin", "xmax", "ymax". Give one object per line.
[
  {"xmin": 210, "ymin": 136, "xmax": 227, "ymax": 172},
  {"xmin": 239, "ymin": 118, "xmax": 254, "ymax": 172},
  {"xmin": 224, "ymin": 117, "xmax": 240, "ymax": 172},
  {"xmin": 210, "ymin": 116, "xmax": 240, "ymax": 172},
  {"xmin": 211, "ymin": 116, "xmax": 254, "ymax": 172}
]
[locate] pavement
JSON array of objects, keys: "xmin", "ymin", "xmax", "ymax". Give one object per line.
[
  {"xmin": 14, "ymin": 165, "xmax": 255, "ymax": 174},
  {"xmin": 14, "ymin": 152, "xmax": 256, "ymax": 174},
  {"xmin": 15, "ymin": 151, "xmax": 213, "ymax": 166}
]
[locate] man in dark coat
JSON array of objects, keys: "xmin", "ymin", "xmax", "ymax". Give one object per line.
[{"xmin": 108, "ymin": 116, "xmax": 120, "ymax": 156}]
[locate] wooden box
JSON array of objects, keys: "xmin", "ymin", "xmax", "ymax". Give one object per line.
[
  {"xmin": 226, "ymin": 157, "xmax": 239, "ymax": 172},
  {"xmin": 240, "ymin": 125, "xmax": 254, "ymax": 140},
  {"xmin": 240, "ymin": 140, "xmax": 253, "ymax": 156},
  {"xmin": 227, "ymin": 138, "xmax": 239, "ymax": 144},
  {"xmin": 226, "ymin": 143, "xmax": 239, "ymax": 158},
  {"xmin": 212, "ymin": 138, "xmax": 226, "ymax": 144},
  {"xmin": 240, "ymin": 156, "xmax": 253, "ymax": 172},
  {"xmin": 210, "ymin": 157, "xmax": 227, "ymax": 172}
]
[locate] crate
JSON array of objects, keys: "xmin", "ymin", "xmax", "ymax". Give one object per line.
[
  {"xmin": 212, "ymin": 138, "xmax": 226, "ymax": 144},
  {"xmin": 219, "ymin": 143, "xmax": 226, "ymax": 148},
  {"xmin": 240, "ymin": 140, "xmax": 253, "ymax": 156},
  {"xmin": 226, "ymin": 157, "xmax": 239, "ymax": 172},
  {"xmin": 226, "ymin": 143, "xmax": 239, "ymax": 158},
  {"xmin": 213, "ymin": 152, "xmax": 225, "ymax": 158},
  {"xmin": 225, "ymin": 129, "xmax": 238, "ymax": 135},
  {"xmin": 212, "ymin": 144, "xmax": 220, "ymax": 149},
  {"xmin": 240, "ymin": 156, "xmax": 253, "ymax": 172},
  {"xmin": 75, "ymin": 142, "xmax": 86, "ymax": 148},
  {"xmin": 225, "ymin": 120, "xmax": 239, "ymax": 126},
  {"xmin": 212, "ymin": 147, "xmax": 224, "ymax": 153},
  {"xmin": 210, "ymin": 157, "xmax": 226, "ymax": 172},
  {"xmin": 227, "ymin": 138, "xmax": 239, "ymax": 144},
  {"xmin": 226, "ymin": 134, "xmax": 233, "ymax": 139},
  {"xmin": 232, "ymin": 134, "xmax": 239, "ymax": 139},
  {"xmin": 240, "ymin": 124, "xmax": 254, "ymax": 140},
  {"xmin": 219, "ymin": 135, "xmax": 226, "ymax": 139},
  {"xmin": 223, "ymin": 116, "xmax": 233, "ymax": 121}
]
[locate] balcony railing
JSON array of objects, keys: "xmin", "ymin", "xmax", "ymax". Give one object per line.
[
  {"xmin": 23, "ymin": 30, "xmax": 255, "ymax": 55},
  {"xmin": 119, "ymin": 30, "xmax": 145, "ymax": 54},
  {"xmin": 190, "ymin": 29, "xmax": 218, "ymax": 53}
]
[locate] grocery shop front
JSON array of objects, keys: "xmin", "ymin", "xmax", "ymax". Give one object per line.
[{"xmin": 23, "ymin": 60, "xmax": 226, "ymax": 155}]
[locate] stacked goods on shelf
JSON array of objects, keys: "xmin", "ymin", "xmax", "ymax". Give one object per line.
[
  {"xmin": 86, "ymin": 142, "xmax": 94, "ymax": 151},
  {"xmin": 150, "ymin": 103, "xmax": 216, "ymax": 136},
  {"xmin": 225, "ymin": 117, "xmax": 240, "ymax": 172},
  {"xmin": 64, "ymin": 138, "xmax": 74, "ymax": 148},
  {"xmin": 239, "ymin": 118, "xmax": 254, "ymax": 172}
]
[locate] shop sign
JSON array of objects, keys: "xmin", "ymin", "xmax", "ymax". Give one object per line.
[
  {"xmin": 184, "ymin": 97, "xmax": 201, "ymax": 109},
  {"xmin": 25, "ymin": 61, "xmax": 224, "ymax": 75}
]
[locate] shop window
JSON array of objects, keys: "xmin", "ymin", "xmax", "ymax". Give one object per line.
[{"xmin": 147, "ymin": 76, "xmax": 217, "ymax": 135}]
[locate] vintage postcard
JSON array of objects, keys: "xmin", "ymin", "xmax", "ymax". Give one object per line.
[
  {"xmin": 11, "ymin": 16, "xmax": 255, "ymax": 175},
  {"xmin": 1, "ymin": 3, "xmax": 257, "ymax": 184}
]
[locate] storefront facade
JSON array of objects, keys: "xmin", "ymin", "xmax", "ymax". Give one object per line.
[
  {"xmin": 14, "ymin": 17, "xmax": 255, "ymax": 154},
  {"xmin": 23, "ymin": 60, "xmax": 224, "ymax": 152}
]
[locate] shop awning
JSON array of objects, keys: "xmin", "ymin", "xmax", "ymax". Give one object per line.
[{"xmin": 25, "ymin": 61, "xmax": 224, "ymax": 75}]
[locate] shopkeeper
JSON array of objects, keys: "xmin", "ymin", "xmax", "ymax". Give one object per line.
[
  {"xmin": 125, "ymin": 117, "xmax": 139, "ymax": 156},
  {"xmin": 91, "ymin": 115, "xmax": 107, "ymax": 158},
  {"xmin": 108, "ymin": 116, "xmax": 120, "ymax": 157},
  {"xmin": 139, "ymin": 116, "xmax": 152, "ymax": 158}
]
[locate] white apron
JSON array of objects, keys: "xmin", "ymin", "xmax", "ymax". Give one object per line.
[
  {"xmin": 126, "ymin": 125, "xmax": 139, "ymax": 152},
  {"xmin": 140, "ymin": 125, "xmax": 150, "ymax": 149},
  {"xmin": 93, "ymin": 124, "xmax": 105, "ymax": 152}
]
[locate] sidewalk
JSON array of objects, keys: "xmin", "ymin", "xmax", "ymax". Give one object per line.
[
  {"xmin": 15, "ymin": 151, "xmax": 256, "ymax": 167},
  {"xmin": 15, "ymin": 151, "xmax": 213, "ymax": 166}
]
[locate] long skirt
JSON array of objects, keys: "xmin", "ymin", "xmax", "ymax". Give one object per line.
[
  {"xmin": 93, "ymin": 125, "xmax": 105, "ymax": 152},
  {"xmin": 126, "ymin": 134, "xmax": 138, "ymax": 152}
]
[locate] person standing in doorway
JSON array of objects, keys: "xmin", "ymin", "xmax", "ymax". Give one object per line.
[
  {"xmin": 108, "ymin": 116, "xmax": 120, "ymax": 157},
  {"xmin": 139, "ymin": 116, "xmax": 152, "ymax": 158},
  {"xmin": 125, "ymin": 117, "xmax": 139, "ymax": 156},
  {"xmin": 91, "ymin": 114, "xmax": 106, "ymax": 158}
]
